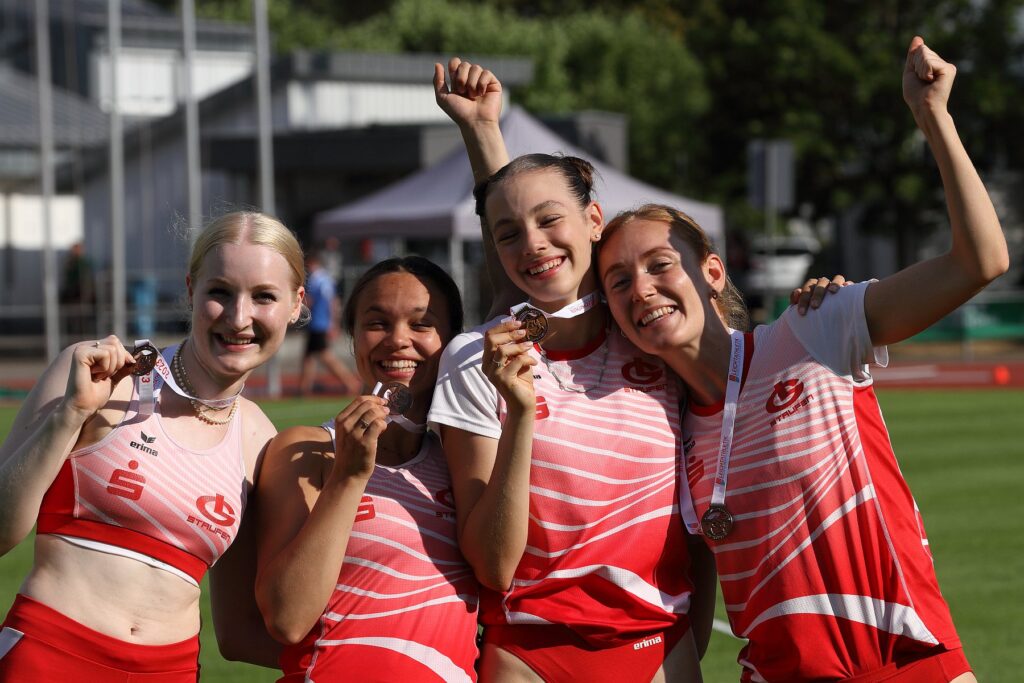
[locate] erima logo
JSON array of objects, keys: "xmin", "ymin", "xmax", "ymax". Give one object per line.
[
  {"xmin": 633, "ymin": 634, "xmax": 663, "ymax": 650},
  {"xmin": 130, "ymin": 432, "xmax": 158, "ymax": 456}
]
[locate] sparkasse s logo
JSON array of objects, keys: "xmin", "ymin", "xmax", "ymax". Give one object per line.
[
  {"xmin": 766, "ymin": 379, "xmax": 804, "ymax": 413},
  {"xmin": 356, "ymin": 495, "xmax": 376, "ymax": 522}
]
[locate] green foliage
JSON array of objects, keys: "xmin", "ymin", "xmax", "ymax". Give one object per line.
[
  {"xmin": 328, "ymin": 0, "xmax": 708, "ymax": 191},
  {"xmin": 181, "ymin": 0, "xmax": 1024, "ymax": 260}
]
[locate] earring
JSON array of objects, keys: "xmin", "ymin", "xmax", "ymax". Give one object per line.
[{"xmin": 710, "ymin": 290, "xmax": 719, "ymax": 300}]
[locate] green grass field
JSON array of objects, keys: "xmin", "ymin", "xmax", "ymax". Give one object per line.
[{"xmin": 0, "ymin": 390, "xmax": 1021, "ymax": 681}]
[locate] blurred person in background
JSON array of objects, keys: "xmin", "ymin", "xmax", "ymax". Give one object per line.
[
  {"xmin": 59, "ymin": 242, "xmax": 96, "ymax": 339},
  {"xmin": 299, "ymin": 250, "xmax": 361, "ymax": 397}
]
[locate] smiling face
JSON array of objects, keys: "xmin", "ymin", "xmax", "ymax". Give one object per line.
[
  {"xmin": 350, "ymin": 271, "xmax": 451, "ymax": 416},
  {"xmin": 599, "ymin": 218, "xmax": 726, "ymax": 356},
  {"xmin": 485, "ymin": 169, "xmax": 603, "ymax": 310},
  {"xmin": 187, "ymin": 241, "xmax": 303, "ymax": 383}
]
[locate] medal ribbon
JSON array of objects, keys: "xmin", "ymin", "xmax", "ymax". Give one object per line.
[
  {"xmin": 136, "ymin": 339, "xmax": 243, "ymax": 416},
  {"xmin": 708, "ymin": 330, "xmax": 745, "ymax": 513},
  {"xmin": 371, "ymin": 382, "xmax": 426, "ymax": 434},
  {"xmin": 509, "ymin": 290, "xmax": 601, "ymax": 320}
]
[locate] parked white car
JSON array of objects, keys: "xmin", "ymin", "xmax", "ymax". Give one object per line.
[{"xmin": 746, "ymin": 235, "xmax": 820, "ymax": 292}]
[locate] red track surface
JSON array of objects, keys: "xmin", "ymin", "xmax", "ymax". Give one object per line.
[{"xmin": 872, "ymin": 361, "xmax": 1024, "ymax": 388}]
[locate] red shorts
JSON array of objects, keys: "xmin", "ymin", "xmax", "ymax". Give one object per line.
[
  {"xmin": 0, "ymin": 594, "xmax": 200, "ymax": 682},
  {"xmin": 846, "ymin": 647, "xmax": 972, "ymax": 683},
  {"xmin": 484, "ymin": 616, "xmax": 691, "ymax": 683}
]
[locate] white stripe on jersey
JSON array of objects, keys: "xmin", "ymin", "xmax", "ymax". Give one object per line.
[
  {"xmin": 525, "ymin": 506, "xmax": 678, "ymax": 559},
  {"xmin": 341, "ymin": 556, "xmax": 461, "ymax": 581},
  {"xmin": 510, "ymin": 563, "xmax": 691, "ymax": 614},
  {"xmin": 348, "ymin": 531, "xmax": 467, "ymax": 566},
  {"xmin": 533, "ymin": 432, "xmax": 677, "ymax": 463},
  {"xmin": 325, "ymin": 594, "xmax": 478, "ymax": 621},
  {"xmin": 530, "ymin": 457, "xmax": 676, "ymax": 484},
  {"xmin": 335, "ymin": 577, "xmax": 474, "ymax": 600},
  {"xmin": 312, "ymin": 637, "xmax": 472, "ymax": 683},
  {"xmin": 723, "ymin": 484, "xmax": 876, "ymax": 601},
  {"xmin": 741, "ymin": 593, "xmax": 939, "ymax": 645},
  {"xmin": 530, "ymin": 481, "xmax": 678, "ymax": 532},
  {"xmin": 530, "ymin": 473, "xmax": 675, "ymax": 506}
]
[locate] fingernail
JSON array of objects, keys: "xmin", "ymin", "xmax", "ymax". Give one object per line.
[
  {"xmin": 829, "ymin": 284, "xmax": 839, "ymax": 292},
  {"xmin": 512, "ymin": 329, "xmax": 526, "ymax": 338}
]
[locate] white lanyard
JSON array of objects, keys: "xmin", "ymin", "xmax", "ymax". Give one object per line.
[
  {"xmin": 136, "ymin": 339, "xmax": 242, "ymax": 416},
  {"xmin": 709, "ymin": 329, "xmax": 745, "ymax": 511},
  {"xmin": 509, "ymin": 290, "xmax": 601, "ymax": 320}
]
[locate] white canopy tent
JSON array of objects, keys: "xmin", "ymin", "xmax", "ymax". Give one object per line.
[{"xmin": 314, "ymin": 106, "xmax": 724, "ymax": 297}]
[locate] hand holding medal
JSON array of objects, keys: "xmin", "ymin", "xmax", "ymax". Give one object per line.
[{"xmin": 370, "ymin": 382, "xmax": 424, "ymax": 433}]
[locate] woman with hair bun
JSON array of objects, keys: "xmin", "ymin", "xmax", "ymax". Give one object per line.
[
  {"xmin": 430, "ymin": 60, "xmax": 712, "ymax": 682},
  {"xmin": 429, "ymin": 54, "xmax": 845, "ymax": 682},
  {"xmin": 0, "ymin": 211, "xmax": 305, "ymax": 680}
]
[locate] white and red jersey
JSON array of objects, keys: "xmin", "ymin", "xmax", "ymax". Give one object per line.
[
  {"xmin": 680, "ymin": 282, "xmax": 961, "ymax": 681},
  {"xmin": 430, "ymin": 319, "xmax": 693, "ymax": 647},
  {"xmin": 279, "ymin": 429, "xmax": 478, "ymax": 683},
  {"xmin": 37, "ymin": 379, "xmax": 247, "ymax": 585}
]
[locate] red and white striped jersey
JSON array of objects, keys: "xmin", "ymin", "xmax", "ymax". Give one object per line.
[
  {"xmin": 37, "ymin": 380, "xmax": 247, "ymax": 585},
  {"xmin": 279, "ymin": 430, "xmax": 479, "ymax": 683},
  {"xmin": 430, "ymin": 320, "xmax": 693, "ymax": 647},
  {"xmin": 681, "ymin": 283, "xmax": 961, "ymax": 681}
]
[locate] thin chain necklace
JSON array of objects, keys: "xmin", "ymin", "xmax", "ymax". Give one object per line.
[
  {"xmin": 171, "ymin": 341, "xmax": 239, "ymax": 426},
  {"xmin": 538, "ymin": 331, "xmax": 610, "ymax": 394}
]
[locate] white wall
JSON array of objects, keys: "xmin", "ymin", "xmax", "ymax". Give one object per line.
[{"xmin": 92, "ymin": 47, "xmax": 253, "ymax": 117}]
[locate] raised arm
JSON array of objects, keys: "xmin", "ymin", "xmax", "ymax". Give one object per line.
[
  {"xmin": 0, "ymin": 336, "xmax": 134, "ymax": 553},
  {"xmin": 255, "ymin": 397, "xmax": 387, "ymax": 645},
  {"xmin": 433, "ymin": 57, "xmax": 508, "ymax": 183},
  {"xmin": 434, "ymin": 57, "xmax": 524, "ymax": 315},
  {"xmin": 864, "ymin": 37, "xmax": 1009, "ymax": 345}
]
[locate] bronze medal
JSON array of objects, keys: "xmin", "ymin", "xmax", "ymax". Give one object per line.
[
  {"xmin": 381, "ymin": 382, "xmax": 413, "ymax": 416},
  {"xmin": 515, "ymin": 308, "xmax": 548, "ymax": 342},
  {"xmin": 700, "ymin": 504, "xmax": 734, "ymax": 541},
  {"xmin": 131, "ymin": 343, "xmax": 159, "ymax": 376}
]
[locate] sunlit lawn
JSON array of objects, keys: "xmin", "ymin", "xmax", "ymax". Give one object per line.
[{"xmin": 0, "ymin": 390, "xmax": 1021, "ymax": 681}]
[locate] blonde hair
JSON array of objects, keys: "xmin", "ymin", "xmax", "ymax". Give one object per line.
[
  {"xmin": 188, "ymin": 211, "xmax": 308, "ymax": 322},
  {"xmin": 599, "ymin": 204, "xmax": 750, "ymax": 331}
]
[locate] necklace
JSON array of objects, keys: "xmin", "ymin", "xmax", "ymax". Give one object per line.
[
  {"xmin": 538, "ymin": 332, "xmax": 610, "ymax": 394},
  {"xmin": 171, "ymin": 342, "xmax": 239, "ymax": 426}
]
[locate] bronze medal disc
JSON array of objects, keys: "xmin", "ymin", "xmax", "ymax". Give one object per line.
[
  {"xmin": 131, "ymin": 343, "xmax": 159, "ymax": 376},
  {"xmin": 700, "ymin": 504, "xmax": 734, "ymax": 541},
  {"xmin": 515, "ymin": 308, "xmax": 548, "ymax": 343},
  {"xmin": 381, "ymin": 382, "xmax": 413, "ymax": 416}
]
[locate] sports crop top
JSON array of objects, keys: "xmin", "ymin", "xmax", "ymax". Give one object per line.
[{"xmin": 37, "ymin": 376, "xmax": 248, "ymax": 585}]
